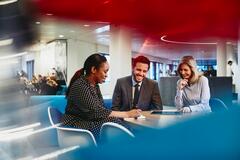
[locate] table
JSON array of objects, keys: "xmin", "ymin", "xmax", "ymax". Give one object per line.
[{"xmin": 124, "ymin": 110, "xmax": 195, "ymax": 129}]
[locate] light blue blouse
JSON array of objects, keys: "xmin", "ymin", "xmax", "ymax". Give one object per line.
[{"xmin": 175, "ymin": 76, "xmax": 211, "ymax": 112}]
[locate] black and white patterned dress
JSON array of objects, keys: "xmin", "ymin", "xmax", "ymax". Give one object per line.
[{"xmin": 61, "ymin": 75, "xmax": 127, "ymax": 140}]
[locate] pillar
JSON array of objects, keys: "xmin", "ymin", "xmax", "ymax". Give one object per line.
[{"xmin": 216, "ymin": 41, "xmax": 227, "ymax": 76}]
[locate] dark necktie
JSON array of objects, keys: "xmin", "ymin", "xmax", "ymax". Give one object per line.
[{"xmin": 133, "ymin": 83, "xmax": 140, "ymax": 108}]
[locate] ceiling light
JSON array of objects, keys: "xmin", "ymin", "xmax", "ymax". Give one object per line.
[
  {"xmin": 59, "ymin": 35, "xmax": 64, "ymax": 38},
  {"xmin": 95, "ymin": 25, "xmax": 110, "ymax": 34},
  {"xmin": 35, "ymin": 21, "xmax": 41, "ymax": 24},
  {"xmin": 0, "ymin": 38, "xmax": 13, "ymax": 46},
  {"xmin": 0, "ymin": 123, "xmax": 40, "ymax": 134},
  {"xmin": 46, "ymin": 13, "xmax": 53, "ymax": 16},
  {"xmin": 160, "ymin": 35, "xmax": 217, "ymax": 45},
  {"xmin": 83, "ymin": 24, "xmax": 90, "ymax": 27},
  {"xmin": 0, "ymin": 52, "xmax": 27, "ymax": 60},
  {"xmin": 70, "ymin": 30, "xmax": 75, "ymax": 33},
  {"xmin": 0, "ymin": 0, "xmax": 18, "ymax": 5},
  {"xmin": 103, "ymin": 0, "xmax": 111, "ymax": 4}
]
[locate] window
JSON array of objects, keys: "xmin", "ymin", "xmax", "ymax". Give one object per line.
[
  {"xmin": 156, "ymin": 63, "xmax": 163, "ymax": 80},
  {"xmin": 26, "ymin": 60, "xmax": 34, "ymax": 80},
  {"xmin": 149, "ymin": 62, "xmax": 154, "ymax": 80}
]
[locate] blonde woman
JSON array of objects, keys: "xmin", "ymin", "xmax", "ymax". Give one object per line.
[{"xmin": 175, "ymin": 56, "xmax": 211, "ymax": 113}]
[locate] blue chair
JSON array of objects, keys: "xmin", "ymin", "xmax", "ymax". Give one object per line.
[
  {"xmin": 100, "ymin": 122, "xmax": 134, "ymax": 143},
  {"xmin": 30, "ymin": 95, "xmax": 67, "ymax": 113},
  {"xmin": 209, "ymin": 98, "xmax": 228, "ymax": 112},
  {"xmin": 48, "ymin": 107, "xmax": 97, "ymax": 148},
  {"xmin": 56, "ymin": 85, "xmax": 67, "ymax": 95},
  {"xmin": 103, "ymin": 98, "xmax": 112, "ymax": 109},
  {"xmin": 48, "ymin": 107, "xmax": 63, "ymax": 127}
]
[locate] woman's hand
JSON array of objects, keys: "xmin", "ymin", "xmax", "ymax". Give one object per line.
[
  {"xmin": 178, "ymin": 79, "xmax": 188, "ymax": 90},
  {"xmin": 127, "ymin": 109, "xmax": 142, "ymax": 118},
  {"xmin": 109, "ymin": 109, "xmax": 142, "ymax": 118},
  {"xmin": 181, "ymin": 107, "xmax": 191, "ymax": 113}
]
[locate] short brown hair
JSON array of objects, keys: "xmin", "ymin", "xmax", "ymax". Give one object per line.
[{"xmin": 132, "ymin": 56, "xmax": 150, "ymax": 70}]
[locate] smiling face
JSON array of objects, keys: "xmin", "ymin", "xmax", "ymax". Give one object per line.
[
  {"xmin": 132, "ymin": 62, "xmax": 149, "ymax": 83},
  {"xmin": 94, "ymin": 62, "xmax": 109, "ymax": 84},
  {"xmin": 179, "ymin": 63, "xmax": 192, "ymax": 80}
]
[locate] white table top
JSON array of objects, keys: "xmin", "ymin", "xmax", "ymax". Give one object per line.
[{"xmin": 124, "ymin": 110, "xmax": 200, "ymax": 129}]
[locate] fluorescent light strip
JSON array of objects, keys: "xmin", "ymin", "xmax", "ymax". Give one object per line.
[
  {"xmin": 33, "ymin": 146, "xmax": 80, "ymax": 160},
  {"xmin": 95, "ymin": 25, "xmax": 110, "ymax": 33},
  {"xmin": 1, "ymin": 128, "xmax": 34, "ymax": 141},
  {"xmin": 17, "ymin": 156, "xmax": 34, "ymax": 160},
  {"xmin": 0, "ymin": 38, "xmax": 13, "ymax": 46},
  {"xmin": 0, "ymin": 125, "xmax": 55, "ymax": 142},
  {"xmin": 0, "ymin": 0, "xmax": 18, "ymax": 5},
  {"xmin": 0, "ymin": 129, "xmax": 35, "ymax": 141},
  {"xmin": 0, "ymin": 52, "xmax": 27, "ymax": 60},
  {"xmin": 0, "ymin": 122, "xmax": 40, "ymax": 134},
  {"xmin": 27, "ymin": 125, "xmax": 55, "ymax": 135},
  {"xmin": 160, "ymin": 35, "xmax": 217, "ymax": 45}
]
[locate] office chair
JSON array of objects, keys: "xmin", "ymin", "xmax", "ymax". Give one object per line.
[
  {"xmin": 48, "ymin": 107, "xmax": 97, "ymax": 148},
  {"xmin": 100, "ymin": 122, "xmax": 135, "ymax": 143},
  {"xmin": 209, "ymin": 98, "xmax": 228, "ymax": 112},
  {"xmin": 48, "ymin": 107, "xmax": 63, "ymax": 127}
]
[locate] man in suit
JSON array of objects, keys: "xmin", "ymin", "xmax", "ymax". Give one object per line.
[{"xmin": 112, "ymin": 55, "xmax": 163, "ymax": 111}]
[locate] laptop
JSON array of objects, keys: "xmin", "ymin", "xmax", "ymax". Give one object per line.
[{"xmin": 151, "ymin": 109, "xmax": 182, "ymax": 115}]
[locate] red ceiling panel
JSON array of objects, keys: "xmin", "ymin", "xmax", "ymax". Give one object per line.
[{"xmin": 34, "ymin": 0, "xmax": 240, "ymax": 41}]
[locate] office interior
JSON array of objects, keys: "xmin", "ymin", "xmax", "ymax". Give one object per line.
[{"xmin": 0, "ymin": 0, "xmax": 240, "ymax": 159}]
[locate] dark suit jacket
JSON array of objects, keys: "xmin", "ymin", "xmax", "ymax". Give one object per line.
[{"xmin": 112, "ymin": 76, "xmax": 163, "ymax": 111}]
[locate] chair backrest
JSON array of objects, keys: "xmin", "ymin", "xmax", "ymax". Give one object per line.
[
  {"xmin": 100, "ymin": 122, "xmax": 134, "ymax": 143},
  {"xmin": 48, "ymin": 107, "xmax": 97, "ymax": 148},
  {"xmin": 57, "ymin": 127, "xmax": 97, "ymax": 148},
  {"xmin": 209, "ymin": 98, "xmax": 228, "ymax": 112},
  {"xmin": 48, "ymin": 107, "xmax": 63, "ymax": 126},
  {"xmin": 103, "ymin": 98, "xmax": 112, "ymax": 109}
]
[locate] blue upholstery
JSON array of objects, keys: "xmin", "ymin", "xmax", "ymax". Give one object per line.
[
  {"xmin": 56, "ymin": 85, "xmax": 67, "ymax": 95},
  {"xmin": 63, "ymin": 106, "xmax": 240, "ymax": 160},
  {"xmin": 29, "ymin": 95, "xmax": 67, "ymax": 113},
  {"xmin": 209, "ymin": 98, "xmax": 228, "ymax": 112},
  {"xmin": 29, "ymin": 95, "xmax": 112, "ymax": 112},
  {"xmin": 103, "ymin": 98, "xmax": 112, "ymax": 109},
  {"xmin": 48, "ymin": 107, "xmax": 63, "ymax": 126}
]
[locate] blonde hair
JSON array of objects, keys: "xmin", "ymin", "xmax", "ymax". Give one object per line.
[{"xmin": 177, "ymin": 56, "xmax": 203, "ymax": 84}]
